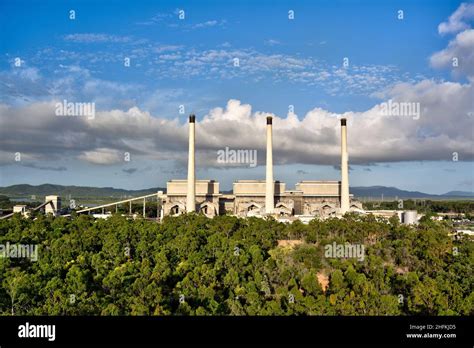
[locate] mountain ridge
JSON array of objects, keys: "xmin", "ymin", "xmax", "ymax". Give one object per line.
[{"xmin": 0, "ymin": 183, "xmax": 473, "ymax": 199}]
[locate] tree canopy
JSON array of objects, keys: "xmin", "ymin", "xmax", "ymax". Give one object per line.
[{"xmin": 0, "ymin": 213, "xmax": 472, "ymax": 316}]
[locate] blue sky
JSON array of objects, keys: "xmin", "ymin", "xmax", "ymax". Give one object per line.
[{"xmin": 0, "ymin": 0, "xmax": 473, "ymax": 194}]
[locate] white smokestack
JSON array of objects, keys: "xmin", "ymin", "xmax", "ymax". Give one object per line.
[
  {"xmin": 186, "ymin": 114, "xmax": 196, "ymax": 212},
  {"xmin": 265, "ymin": 116, "xmax": 274, "ymax": 214},
  {"xmin": 340, "ymin": 118, "xmax": 349, "ymax": 214}
]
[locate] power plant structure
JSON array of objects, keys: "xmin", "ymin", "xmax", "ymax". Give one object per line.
[
  {"xmin": 3, "ymin": 196, "xmax": 62, "ymax": 219},
  {"xmin": 0, "ymin": 113, "xmax": 425, "ymax": 225},
  {"xmin": 161, "ymin": 115, "xmax": 363, "ymax": 220}
]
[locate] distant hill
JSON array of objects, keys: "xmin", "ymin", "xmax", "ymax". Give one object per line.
[
  {"xmin": 442, "ymin": 191, "xmax": 474, "ymax": 197},
  {"xmin": 351, "ymin": 186, "xmax": 433, "ymax": 198},
  {"xmin": 0, "ymin": 184, "xmax": 165, "ymax": 198},
  {"xmin": 0, "ymin": 184, "xmax": 472, "ymax": 199},
  {"xmin": 351, "ymin": 186, "xmax": 474, "ymax": 198}
]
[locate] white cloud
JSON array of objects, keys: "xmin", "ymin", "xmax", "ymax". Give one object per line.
[
  {"xmin": 5, "ymin": 40, "xmax": 413, "ymax": 98},
  {"xmin": 438, "ymin": 2, "xmax": 474, "ymax": 35},
  {"xmin": 77, "ymin": 148, "xmax": 123, "ymax": 165},
  {"xmin": 145, "ymin": 48, "xmax": 404, "ymax": 95},
  {"xmin": 16, "ymin": 67, "xmax": 40, "ymax": 82},
  {"xmin": 264, "ymin": 39, "xmax": 281, "ymax": 46},
  {"xmin": 430, "ymin": 29, "xmax": 474, "ymax": 77},
  {"xmin": 64, "ymin": 33, "xmax": 132, "ymax": 43},
  {"xmin": 135, "ymin": 12, "xmax": 173, "ymax": 25},
  {"xmin": 1, "ymin": 77, "xmax": 472, "ymax": 169},
  {"xmin": 135, "ymin": 10, "xmax": 226, "ymax": 30},
  {"xmin": 192, "ymin": 20, "xmax": 220, "ymax": 29},
  {"xmin": 431, "ymin": 5, "xmax": 474, "ymax": 78},
  {"xmin": 159, "ymin": 54, "xmax": 182, "ymax": 60},
  {"xmin": 153, "ymin": 45, "xmax": 183, "ymax": 53}
]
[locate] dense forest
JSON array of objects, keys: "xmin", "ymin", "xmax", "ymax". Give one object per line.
[{"xmin": 0, "ymin": 213, "xmax": 472, "ymax": 315}]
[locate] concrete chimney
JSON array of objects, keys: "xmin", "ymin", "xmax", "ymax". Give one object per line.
[
  {"xmin": 340, "ymin": 118, "xmax": 350, "ymax": 213},
  {"xmin": 265, "ymin": 116, "xmax": 274, "ymax": 214},
  {"xmin": 186, "ymin": 114, "xmax": 196, "ymax": 212}
]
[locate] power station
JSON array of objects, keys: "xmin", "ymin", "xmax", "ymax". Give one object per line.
[
  {"xmin": 161, "ymin": 115, "xmax": 363, "ymax": 220},
  {"xmin": 1, "ymin": 113, "xmax": 424, "ymax": 225}
]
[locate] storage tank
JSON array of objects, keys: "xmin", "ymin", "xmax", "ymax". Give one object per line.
[{"xmin": 403, "ymin": 210, "xmax": 418, "ymax": 225}]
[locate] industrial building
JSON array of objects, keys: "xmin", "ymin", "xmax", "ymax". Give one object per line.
[
  {"xmin": 161, "ymin": 115, "xmax": 363, "ymax": 219},
  {"xmin": 1, "ymin": 114, "xmax": 424, "ymax": 225}
]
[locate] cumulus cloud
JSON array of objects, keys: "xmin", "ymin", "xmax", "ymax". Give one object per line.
[
  {"xmin": 0, "ymin": 102, "xmax": 186, "ymax": 166},
  {"xmin": 431, "ymin": 3, "xmax": 474, "ymax": 78},
  {"xmin": 430, "ymin": 29, "xmax": 474, "ymax": 77},
  {"xmin": 0, "ymin": 77, "xmax": 472, "ymax": 170},
  {"xmin": 438, "ymin": 2, "xmax": 474, "ymax": 35}
]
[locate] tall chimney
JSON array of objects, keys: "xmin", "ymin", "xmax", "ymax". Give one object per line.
[
  {"xmin": 265, "ymin": 116, "xmax": 274, "ymax": 214},
  {"xmin": 186, "ymin": 114, "xmax": 196, "ymax": 212},
  {"xmin": 340, "ymin": 118, "xmax": 349, "ymax": 214}
]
